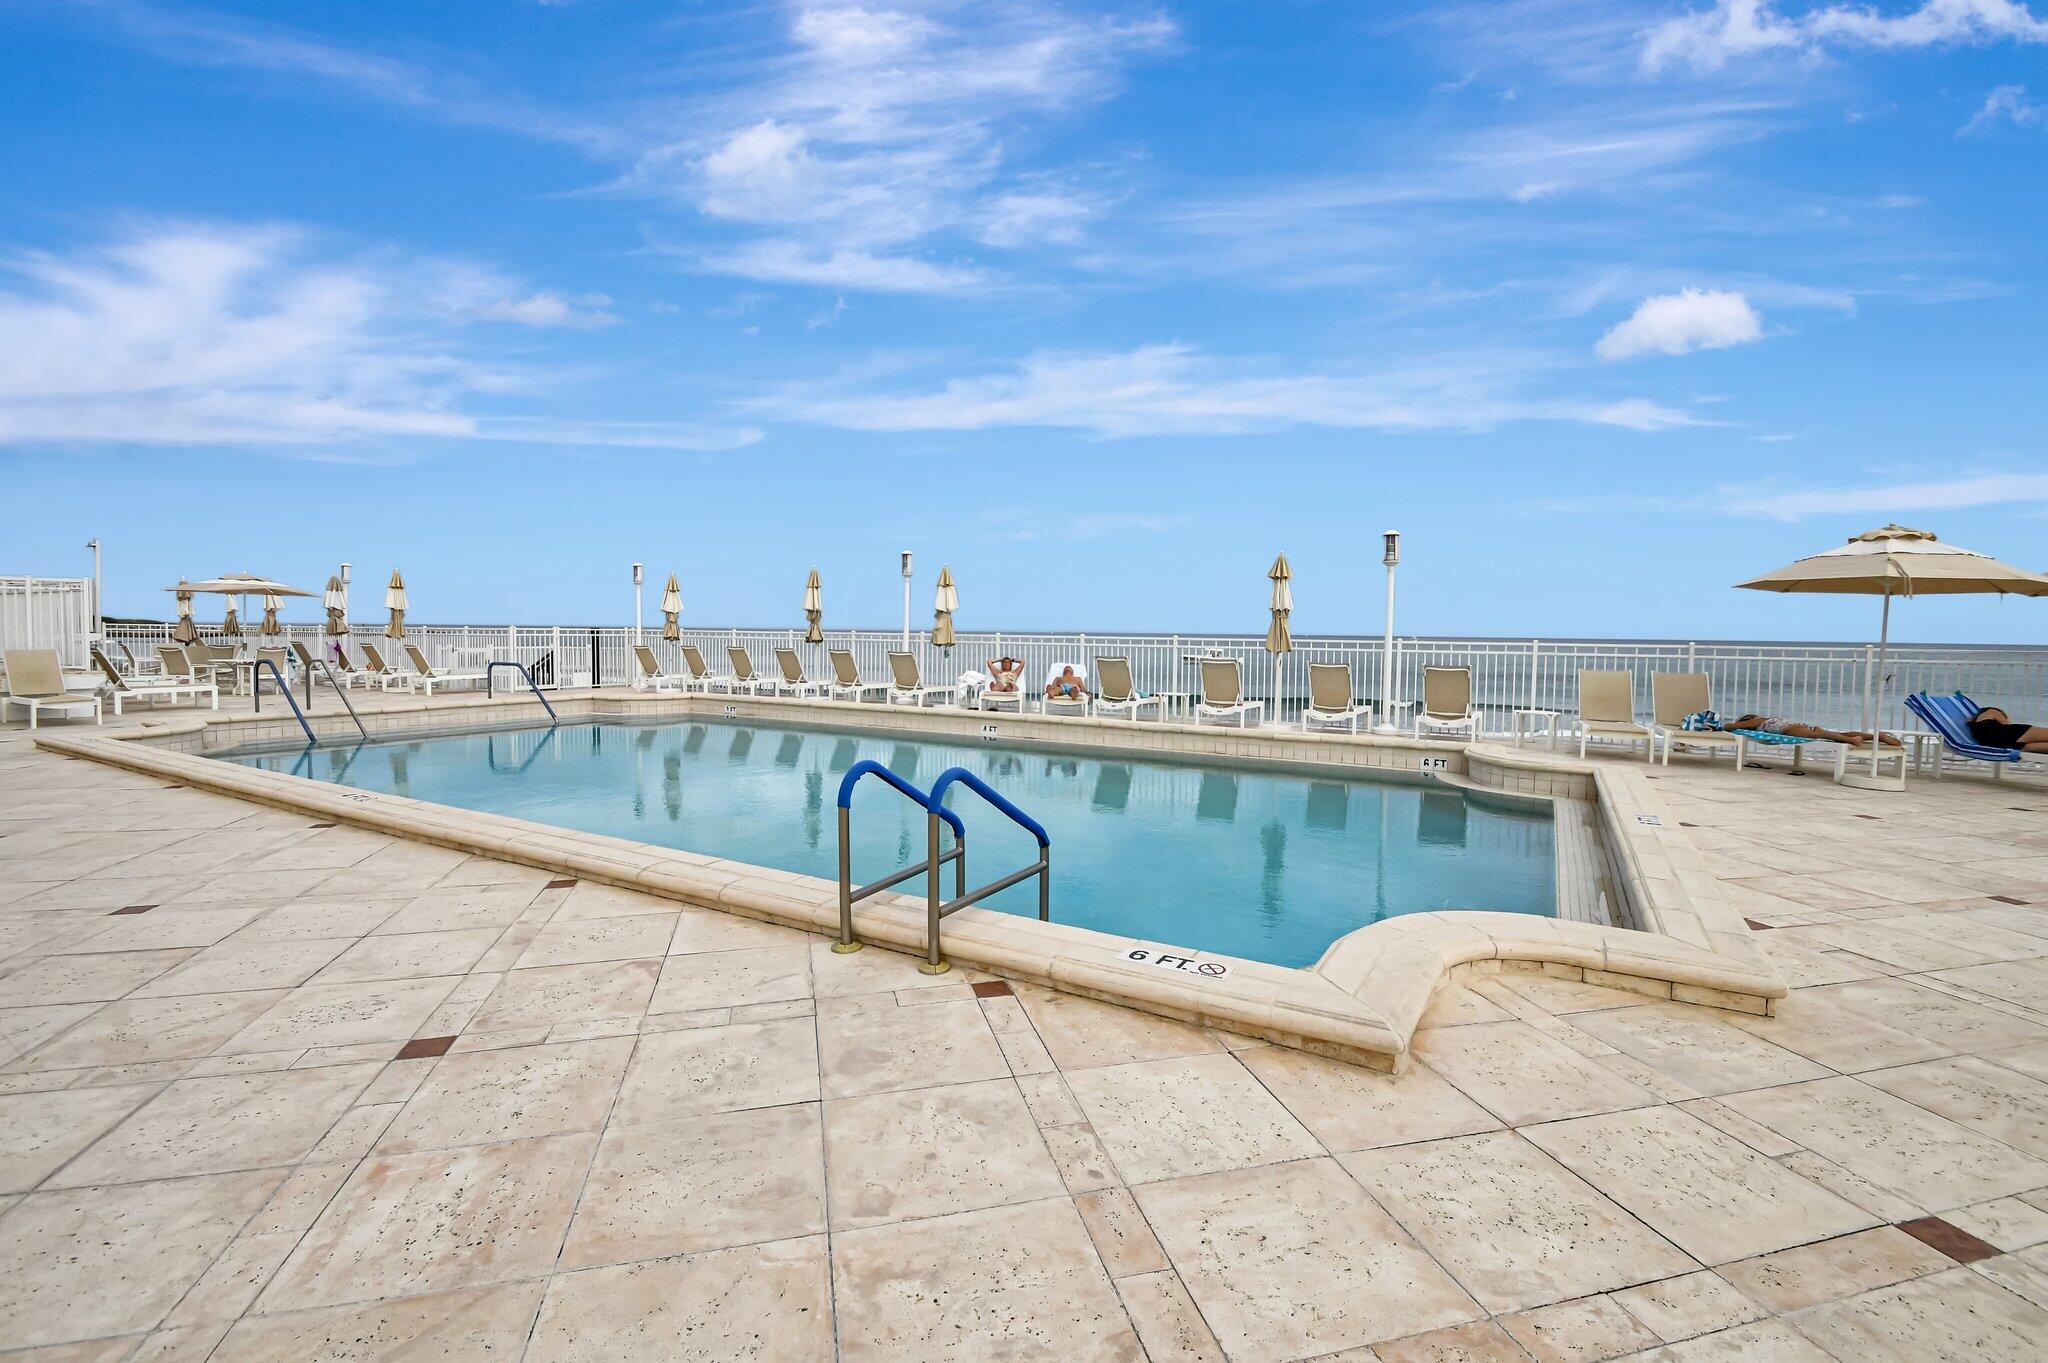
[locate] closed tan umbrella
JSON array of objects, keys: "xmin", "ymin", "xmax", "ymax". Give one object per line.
[
  {"xmin": 323, "ymin": 574, "xmax": 348, "ymax": 638},
  {"xmin": 221, "ymin": 600, "xmax": 243, "ymax": 637},
  {"xmin": 1737, "ymin": 524, "xmax": 2048, "ymax": 787},
  {"xmin": 384, "ymin": 570, "xmax": 408, "ymax": 641},
  {"xmin": 260, "ymin": 591, "xmax": 283, "ymax": 638},
  {"xmin": 661, "ymin": 573, "xmax": 682, "ymax": 642},
  {"xmin": 932, "ymin": 565, "xmax": 958, "ymax": 649},
  {"xmin": 171, "ymin": 581, "xmax": 199, "ymax": 645},
  {"xmin": 803, "ymin": 568, "xmax": 824, "ymax": 644},
  {"xmin": 1267, "ymin": 554, "xmax": 1293, "ymax": 722}
]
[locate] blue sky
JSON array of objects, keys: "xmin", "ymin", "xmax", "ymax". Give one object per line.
[{"xmin": 2, "ymin": 0, "xmax": 2044, "ymax": 641}]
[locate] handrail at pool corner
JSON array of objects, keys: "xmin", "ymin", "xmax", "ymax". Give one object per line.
[
  {"xmin": 928, "ymin": 767, "xmax": 1050, "ymax": 848},
  {"xmin": 834, "ymin": 759, "xmax": 967, "ymax": 957},
  {"xmin": 248, "ymin": 657, "xmax": 319, "ymax": 747},
  {"xmin": 485, "ymin": 661, "xmax": 558, "ymax": 722}
]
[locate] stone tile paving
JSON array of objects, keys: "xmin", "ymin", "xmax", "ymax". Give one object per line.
[{"xmin": 2, "ymin": 700, "xmax": 2048, "ymax": 1359}]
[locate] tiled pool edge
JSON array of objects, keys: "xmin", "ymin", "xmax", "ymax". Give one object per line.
[{"xmin": 33, "ymin": 691, "xmax": 1784, "ymax": 1070}]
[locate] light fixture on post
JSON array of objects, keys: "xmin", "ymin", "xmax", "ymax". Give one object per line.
[
  {"xmin": 1375, "ymin": 531, "xmax": 1401, "ymax": 733},
  {"xmin": 632, "ymin": 563, "xmax": 644, "ymax": 645},
  {"xmin": 900, "ymin": 550, "xmax": 914, "ymax": 649}
]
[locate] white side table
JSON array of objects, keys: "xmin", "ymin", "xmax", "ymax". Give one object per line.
[{"xmin": 1512, "ymin": 708, "xmax": 1561, "ymax": 750}]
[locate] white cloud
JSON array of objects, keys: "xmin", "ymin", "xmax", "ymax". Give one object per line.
[
  {"xmin": 467, "ymin": 291, "xmax": 617, "ymax": 328},
  {"xmin": 755, "ymin": 341, "xmax": 1709, "ymax": 437},
  {"xmin": 1595, "ymin": 288, "xmax": 1765, "ymax": 359},
  {"xmin": 1642, "ymin": 0, "xmax": 2048, "ymax": 76},
  {"xmin": 978, "ymin": 190, "xmax": 1097, "ymax": 247},
  {"xmin": 699, "ymin": 240, "xmax": 991, "ymax": 293},
  {"xmin": 1962, "ymin": 83, "xmax": 2048, "ymax": 131},
  {"xmin": 1715, "ymin": 469, "xmax": 2048, "ymax": 519},
  {"xmin": 0, "ymin": 221, "xmax": 746, "ymax": 453}
]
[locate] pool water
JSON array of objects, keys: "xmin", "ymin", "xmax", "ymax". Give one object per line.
[{"xmin": 222, "ymin": 718, "xmax": 1556, "ymax": 968}]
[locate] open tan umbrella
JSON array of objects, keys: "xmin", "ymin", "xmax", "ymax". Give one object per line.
[
  {"xmin": 171, "ymin": 581, "xmax": 199, "ymax": 645},
  {"xmin": 221, "ymin": 601, "xmax": 243, "ymax": 637},
  {"xmin": 323, "ymin": 574, "xmax": 348, "ymax": 638},
  {"xmin": 182, "ymin": 574, "xmax": 313, "ymax": 597},
  {"xmin": 260, "ymin": 591, "xmax": 283, "ymax": 638},
  {"xmin": 1737, "ymin": 524, "xmax": 2048, "ymax": 787},
  {"xmin": 384, "ymin": 570, "xmax": 407, "ymax": 640},
  {"xmin": 932, "ymin": 565, "xmax": 958, "ymax": 649},
  {"xmin": 661, "ymin": 573, "xmax": 682, "ymax": 642},
  {"xmin": 803, "ymin": 569, "xmax": 824, "ymax": 644}
]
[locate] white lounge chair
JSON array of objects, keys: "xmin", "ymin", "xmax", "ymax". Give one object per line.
[
  {"xmin": 96, "ymin": 645, "xmax": 215, "ymax": 713},
  {"xmin": 633, "ymin": 645, "xmax": 689, "ymax": 693},
  {"xmin": 1041, "ymin": 661, "xmax": 1091, "ymax": 717},
  {"xmin": 1301, "ymin": 662, "xmax": 1369, "ymax": 733},
  {"xmin": 725, "ymin": 646, "xmax": 777, "ymax": 696},
  {"xmin": 4, "ymin": 650, "xmax": 101, "ymax": 729},
  {"xmin": 358, "ymin": 643, "xmax": 407, "ymax": 690},
  {"xmin": 827, "ymin": 649, "xmax": 889, "ymax": 702},
  {"xmin": 772, "ymin": 647, "xmax": 826, "ymax": 697},
  {"xmin": 325, "ymin": 644, "xmax": 378, "ymax": 690},
  {"xmin": 1195, "ymin": 658, "xmax": 1264, "ymax": 727},
  {"xmin": 116, "ymin": 640, "xmax": 162, "ymax": 676},
  {"xmin": 1414, "ymin": 666, "xmax": 1480, "ymax": 742},
  {"xmin": 1092, "ymin": 656, "xmax": 1162, "ymax": 722},
  {"xmin": 402, "ymin": 644, "xmax": 485, "ymax": 695},
  {"xmin": 976, "ymin": 657, "xmax": 1031, "ymax": 712},
  {"xmin": 1575, "ymin": 669, "xmax": 1651, "ymax": 759},
  {"xmin": 886, "ymin": 651, "xmax": 958, "ymax": 707},
  {"xmin": 679, "ymin": 645, "xmax": 733, "ymax": 693},
  {"xmin": 1650, "ymin": 673, "xmax": 1747, "ymax": 768}
]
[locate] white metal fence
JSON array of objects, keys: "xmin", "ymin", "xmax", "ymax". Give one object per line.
[
  {"xmin": 102, "ymin": 620, "xmax": 2048, "ymax": 736},
  {"xmin": 1, "ymin": 577, "xmax": 93, "ymax": 667}
]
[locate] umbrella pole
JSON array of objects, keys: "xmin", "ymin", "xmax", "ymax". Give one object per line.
[{"xmin": 1872, "ymin": 588, "xmax": 1892, "ymax": 778}]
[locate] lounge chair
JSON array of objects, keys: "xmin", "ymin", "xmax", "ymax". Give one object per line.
[
  {"xmin": 1412, "ymin": 666, "xmax": 1480, "ymax": 742},
  {"xmin": 90, "ymin": 647, "xmax": 219, "ymax": 714},
  {"xmin": 1575, "ymin": 669, "xmax": 1650, "ymax": 758},
  {"xmin": 253, "ymin": 647, "xmax": 291, "ymax": 695},
  {"xmin": 633, "ymin": 645, "xmax": 688, "ymax": 692},
  {"xmin": 886, "ymin": 651, "xmax": 959, "ymax": 707},
  {"xmin": 772, "ymin": 647, "xmax": 826, "ymax": 697},
  {"xmin": 326, "ymin": 644, "xmax": 377, "ymax": 689},
  {"xmin": 358, "ymin": 643, "xmax": 406, "ymax": 689},
  {"xmin": 1094, "ymin": 656, "xmax": 1162, "ymax": 722},
  {"xmin": 402, "ymin": 644, "xmax": 485, "ymax": 695},
  {"xmin": 3, "ymin": 650, "xmax": 101, "ymax": 729},
  {"xmin": 1906, "ymin": 692, "xmax": 2042, "ymax": 778},
  {"xmin": 1649, "ymin": 673, "xmax": 1747, "ymax": 768},
  {"xmin": 828, "ymin": 649, "xmax": 889, "ymax": 702},
  {"xmin": 679, "ymin": 645, "xmax": 732, "ymax": 693},
  {"xmin": 1301, "ymin": 662, "xmax": 1369, "ymax": 733},
  {"xmin": 1041, "ymin": 662, "xmax": 1091, "ymax": 717},
  {"xmin": 1195, "ymin": 658, "xmax": 1264, "ymax": 727},
  {"xmin": 116, "ymin": 640, "xmax": 162, "ymax": 676},
  {"xmin": 725, "ymin": 646, "xmax": 777, "ymax": 696}
]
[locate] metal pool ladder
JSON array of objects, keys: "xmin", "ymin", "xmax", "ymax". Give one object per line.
[{"xmin": 835, "ymin": 760, "xmax": 1051, "ymax": 975}]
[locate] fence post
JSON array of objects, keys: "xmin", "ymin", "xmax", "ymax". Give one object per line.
[
  {"xmin": 1685, "ymin": 640, "xmax": 1696, "ymax": 672},
  {"xmin": 1528, "ymin": 639, "xmax": 1540, "ymax": 713}
]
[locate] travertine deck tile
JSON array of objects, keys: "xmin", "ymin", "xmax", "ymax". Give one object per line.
[
  {"xmin": 373, "ymin": 1036, "xmax": 632, "ymax": 1153},
  {"xmin": 1411, "ymin": 1020, "xmax": 1658, "ymax": 1127},
  {"xmin": 1237, "ymin": 1043, "xmax": 1500, "ymax": 1152},
  {"xmin": 531, "ymin": 1236, "xmax": 834, "ymax": 1363},
  {"xmin": 823, "ymin": 1077, "xmax": 1064, "ymax": 1229},
  {"xmin": 1068, "ymin": 1051, "xmax": 1320, "ymax": 1183},
  {"xmin": 612, "ymin": 1016, "xmax": 820, "ymax": 1121}
]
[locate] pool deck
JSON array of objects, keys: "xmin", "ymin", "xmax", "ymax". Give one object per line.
[{"xmin": 3, "ymin": 690, "xmax": 2047, "ymax": 1361}]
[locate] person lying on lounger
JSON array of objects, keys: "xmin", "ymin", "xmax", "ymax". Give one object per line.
[
  {"xmin": 987, "ymin": 657, "xmax": 1025, "ymax": 693},
  {"xmin": 1045, "ymin": 666, "xmax": 1091, "ymax": 701},
  {"xmin": 1968, "ymin": 706, "xmax": 2048, "ymax": 754},
  {"xmin": 1697, "ymin": 711, "xmax": 1903, "ymax": 748}
]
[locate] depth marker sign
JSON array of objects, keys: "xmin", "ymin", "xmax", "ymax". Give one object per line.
[{"xmin": 1126, "ymin": 947, "xmax": 1231, "ymax": 979}]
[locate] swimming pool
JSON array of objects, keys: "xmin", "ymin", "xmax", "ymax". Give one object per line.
[{"xmin": 220, "ymin": 717, "xmax": 1556, "ymax": 968}]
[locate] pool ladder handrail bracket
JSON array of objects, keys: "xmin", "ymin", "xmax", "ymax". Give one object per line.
[
  {"xmin": 252, "ymin": 656, "xmax": 368, "ymax": 745},
  {"xmin": 834, "ymin": 760, "xmax": 967, "ymax": 958},
  {"xmin": 485, "ymin": 662, "xmax": 558, "ymax": 722}
]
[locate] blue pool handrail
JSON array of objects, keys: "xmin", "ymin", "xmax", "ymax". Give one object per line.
[
  {"xmin": 929, "ymin": 766, "xmax": 1050, "ymax": 848},
  {"xmin": 485, "ymin": 661, "xmax": 557, "ymax": 722},
  {"xmin": 836, "ymin": 759, "xmax": 966, "ymax": 839}
]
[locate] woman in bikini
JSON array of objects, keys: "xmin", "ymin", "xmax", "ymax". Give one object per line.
[
  {"xmin": 1967, "ymin": 706, "xmax": 2048, "ymax": 754},
  {"xmin": 1722, "ymin": 714, "xmax": 1903, "ymax": 748},
  {"xmin": 986, "ymin": 656, "xmax": 1025, "ymax": 694}
]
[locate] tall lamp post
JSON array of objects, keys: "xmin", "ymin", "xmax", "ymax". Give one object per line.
[
  {"xmin": 339, "ymin": 562, "xmax": 351, "ymax": 629},
  {"xmin": 1375, "ymin": 531, "xmax": 1401, "ymax": 733},
  {"xmin": 900, "ymin": 550, "xmax": 914, "ymax": 649},
  {"xmin": 85, "ymin": 539, "xmax": 102, "ymax": 643},
  {"xmin": 632, "ymin": 563, "xmax": 644, "ymax": 645}
]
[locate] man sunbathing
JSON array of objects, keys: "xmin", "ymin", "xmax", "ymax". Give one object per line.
[
  {"xmin": 987, "ymin": 656, "xmax": 1025, "ymax": 693},
  {"xmin": 1717, "ymin": 713, "xmax": 1903, "ymax": 748},
  {"xmin": 1969, "ymin": 705, "xmax": 2048, "ymax": 754},
  {"xmin": 1045, "ymin": 666, "xmax": 1091, "ymax": 701}
]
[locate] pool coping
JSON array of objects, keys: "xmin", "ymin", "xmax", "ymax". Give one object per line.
[{"xmin": 34, "ymin": 690, "xmax": 1785, "ymax": 1071}]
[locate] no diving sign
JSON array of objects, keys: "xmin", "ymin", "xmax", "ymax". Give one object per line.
[{"xmin": 1126, "ymin": 946, "xmax": 1231, "ymax": 980}]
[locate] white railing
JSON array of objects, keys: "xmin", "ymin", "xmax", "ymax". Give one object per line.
[
  {"xmin": 101, "ymin": 620, "xmax": 2048, "ymax": 736},
  {"xmin": 1, "ymin": 576, "xmax": 94, "ymax": 667}
]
